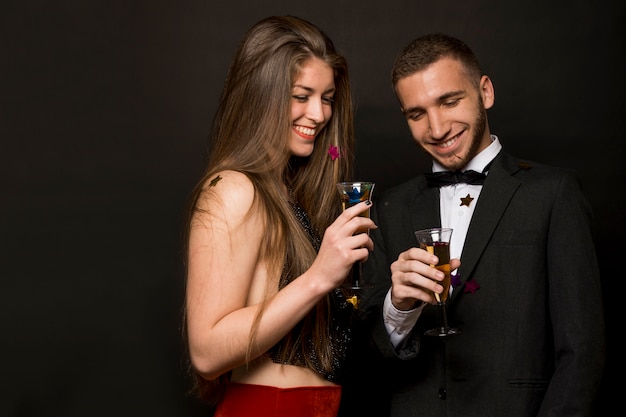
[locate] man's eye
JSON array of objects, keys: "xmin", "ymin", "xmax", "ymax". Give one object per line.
[{"xmin": 443, "ymin": 99, "xmax": 460, "ymax": 107}]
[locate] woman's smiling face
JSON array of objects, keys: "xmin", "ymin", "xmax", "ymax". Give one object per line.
[{"xmin": 288, "ymin": 57, "xmax": 335, "ymax": 157}]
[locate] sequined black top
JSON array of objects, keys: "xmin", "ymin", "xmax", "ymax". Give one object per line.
[{"xmin": 268, "ymin": 200, "xmax": 354, "ymax": 384}]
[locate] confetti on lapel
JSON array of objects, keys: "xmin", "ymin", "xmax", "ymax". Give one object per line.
[{"xmin": 464, "ymin": 280, "xmax": 480, "ymax": 294}]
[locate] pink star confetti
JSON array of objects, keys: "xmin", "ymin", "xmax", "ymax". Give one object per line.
[
  {"xmin": 463, "ymin": 280, "xmax": 480, "ymax": 294},
  {"xmin": 328, "ymin": 145, "xmax": 340, "ymax": 160}
]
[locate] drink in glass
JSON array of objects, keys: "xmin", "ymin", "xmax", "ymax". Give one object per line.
[
  {"xmin": 336, "ymin": 181, "xmax": 375, "ymax": 308},
  {"xmin": 414, "ymin": 227, "xmax": 459, "ymax": 336}
]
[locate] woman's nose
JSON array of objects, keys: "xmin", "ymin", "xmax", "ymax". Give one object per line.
[{"xmin": 306, "ymin": 99, "xmax": 325, "ymax": 122}]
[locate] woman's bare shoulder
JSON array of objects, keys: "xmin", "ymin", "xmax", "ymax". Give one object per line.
[{"xmin": 196, "ymin": 170, "xmax": 257, "ymax": 219}]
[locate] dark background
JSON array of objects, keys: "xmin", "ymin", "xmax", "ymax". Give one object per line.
[{"xmin": 2, "ymin": 1, "xmax": 624, "ymax": 416}]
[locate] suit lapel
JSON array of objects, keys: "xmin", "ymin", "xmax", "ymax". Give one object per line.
[
  {"xmin": 452, "ymin": 152, "xmax": 523, "ymax": 301},
  {"xmin": 408, "ymin": 179, "xmax": 441, "ymax": 234}
]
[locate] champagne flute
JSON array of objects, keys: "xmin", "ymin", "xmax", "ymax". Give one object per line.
[
  {"xmin": 336, "ymin": 181, "xmax": 375, "ymax": 309},
  {"xmin": 414, "ymin": 227, "xmax": 460, "ymax": 336}
]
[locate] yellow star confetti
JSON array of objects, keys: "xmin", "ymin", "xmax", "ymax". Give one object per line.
[{"xmin": 346, "ymin": 295, "xmax": 360, "ymax": 309}]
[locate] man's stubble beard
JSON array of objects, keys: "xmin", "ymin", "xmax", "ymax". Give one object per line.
[{"xmin": 447, "ymin": 102, "xmax": 488, "ymax": 171}]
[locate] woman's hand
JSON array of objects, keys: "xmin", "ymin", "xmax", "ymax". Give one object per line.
[{"xmin": 308, "ymin": 200, "xmax": 377, "ymax": 292}]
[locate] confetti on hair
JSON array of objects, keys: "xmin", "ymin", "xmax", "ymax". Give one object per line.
[{"xmin": 328, "ymin": 145, "xmax": 340, "ymax": 161}]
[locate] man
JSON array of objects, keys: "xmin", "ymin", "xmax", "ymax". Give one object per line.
[{"xmin": 346, "ymin": 33, "xmax": 605, "ymax": 417}]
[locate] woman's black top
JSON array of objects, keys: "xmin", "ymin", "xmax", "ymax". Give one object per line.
[{"xmin": 268, "ymin": 200, "xmax": 353, "ymax": 384}]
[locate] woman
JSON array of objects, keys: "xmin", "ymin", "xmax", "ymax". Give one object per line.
[{"xmin": 183, "ymin": 15, "xmax": 375, "ymax": 416}]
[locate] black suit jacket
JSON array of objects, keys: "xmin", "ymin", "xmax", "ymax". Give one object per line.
[{"xmin": 342, "ymin": 150, "xmax": 605, "ymax": 417}]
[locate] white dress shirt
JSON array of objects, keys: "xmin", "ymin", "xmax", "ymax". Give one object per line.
[{"xmin": 384, "ymin": 136, "xmax": 502, "ymax": 348}]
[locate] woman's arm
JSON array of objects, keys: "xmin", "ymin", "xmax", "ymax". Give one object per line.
[{"xmin": 186, "ymin": 170, "xmax": 375, "ymax": 380}]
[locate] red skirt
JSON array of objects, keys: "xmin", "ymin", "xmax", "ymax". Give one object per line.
[{"xmin": 213, "ymin": 382, "xmax": 342, "ymax": 417}]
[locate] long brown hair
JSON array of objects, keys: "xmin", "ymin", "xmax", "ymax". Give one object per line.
[{"xmin": 182, "ymin": 15, "xmax": 354, "ymax": 404}]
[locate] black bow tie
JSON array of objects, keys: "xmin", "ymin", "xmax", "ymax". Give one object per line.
[{"xmin": 424, "ymin": 170, "xmax": 487, "ymax": 187}]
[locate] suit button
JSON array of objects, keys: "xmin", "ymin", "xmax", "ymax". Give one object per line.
[{"xmin": 438, "ymin": 387, "xmax": 447, "ymax": 400}]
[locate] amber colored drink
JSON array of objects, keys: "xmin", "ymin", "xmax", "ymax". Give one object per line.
[
  {"xmin": 419, "ymin": 242, "xmax": 451, "ymax": 302},
  {"xmin": 414, "ymin": 227, "xmax": 458, "ymax": 336}
]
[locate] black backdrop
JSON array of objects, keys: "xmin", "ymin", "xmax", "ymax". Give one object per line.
[{"xmin": 2, "ymin": 1, "xmax": 624, "ymax": 416}]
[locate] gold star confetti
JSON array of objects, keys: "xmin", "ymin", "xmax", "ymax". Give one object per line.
[
  {"xmin": 460, "ymin": 194, "xmax": 474, "ymax": 207},
  {"xmin": 209, "ymin": 175, "xmax": 222, "ymax": 187},
  {"xmin": 346, "ymin": 295, "xmax": 360, "ymax": 309}
]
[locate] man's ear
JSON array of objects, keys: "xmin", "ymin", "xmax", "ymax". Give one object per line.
[{"xmin": 480, "ymin": 75, "xmax": 495, "ymax": 109}]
